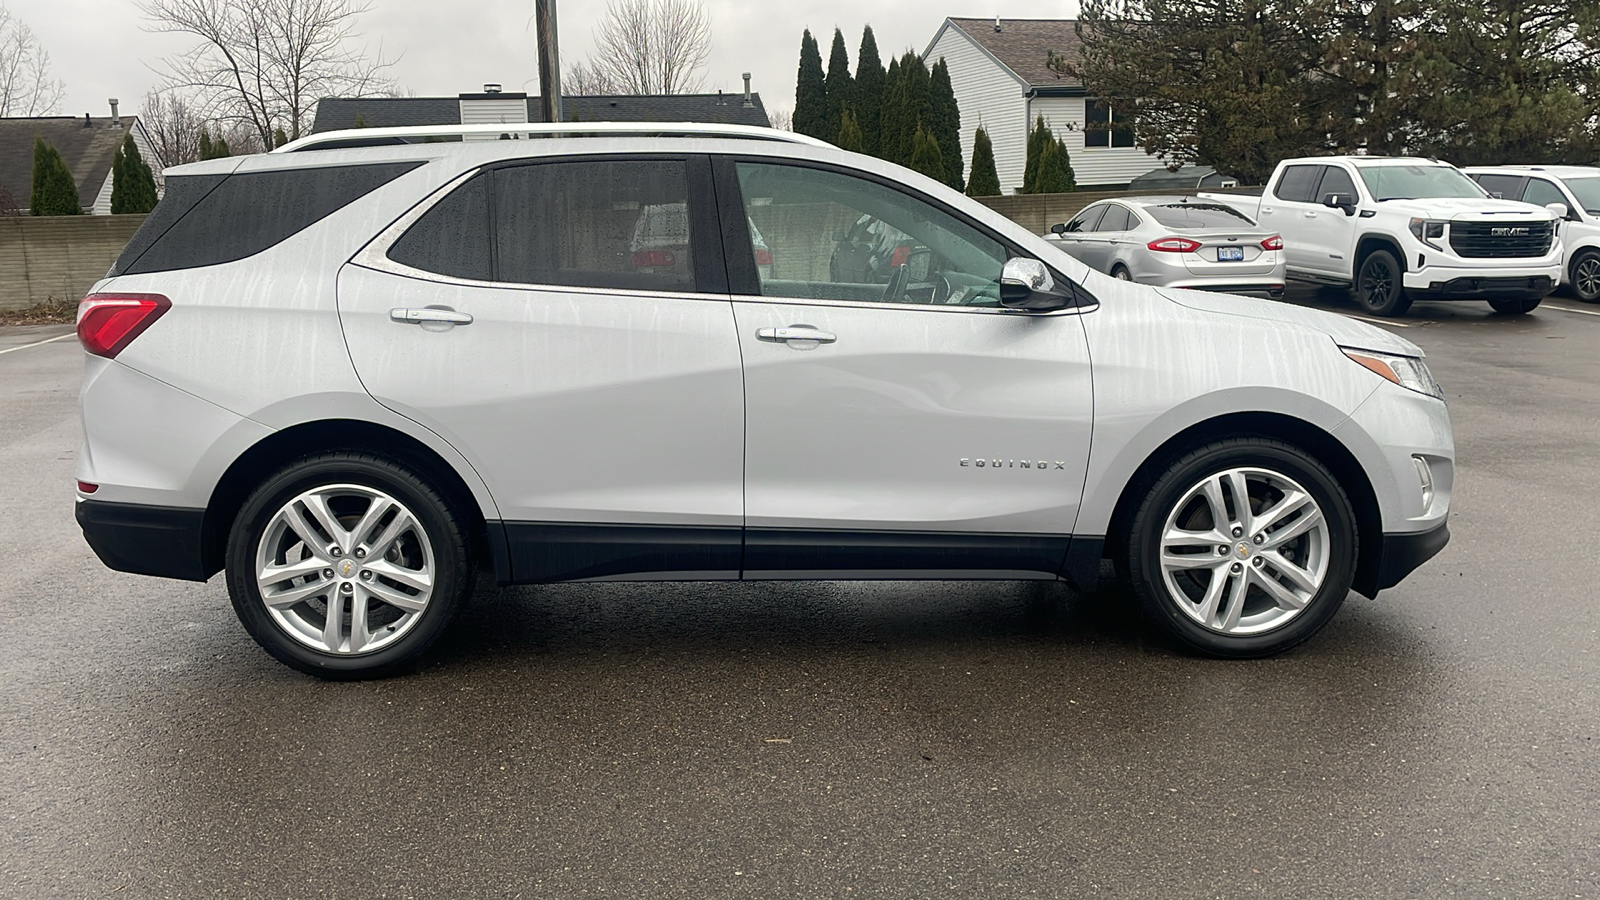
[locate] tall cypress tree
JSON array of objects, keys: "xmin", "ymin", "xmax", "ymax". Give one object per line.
[
  {"xmin": 793, "ymin": 30, "xmax": 829, "ymax": 141},
  {"xmin": 896, "ymin": 53, "xmax": 932, "ymax": 168},
  {"xmin": 854, "ymin": 26, "xmax": 886, "ymax": 157},
  {"xmin": 928, "ymin": 58, "xmax": 963, "ymax": 192},
  {"xmin": 823, "ymin": 28, "xmax": 854, "ymax": 146},
  {"xmin": 966, "ymin": 127, "xmax": 1001, "ymax": 197},
  {"xmin": 837, "ymin": 109, "xmax": 864, "ymax": 152},
  {"xmin": 878, "ymin": 56, "xmax": 903, "ymax": 164},
  {"xmin": 111, "ymin": 135, "xmax": 158, "ymax": 214},
  {"xmin": 908, "ymin": 123, "xmax": 946, "ymax": 184},
  {"xmin": 30, "ymin": 138, "xmax": 82, "ymax": 216},
  {"xmin": 1022, "ymin": 115, "xmax": 1052, "ymax": 194}
]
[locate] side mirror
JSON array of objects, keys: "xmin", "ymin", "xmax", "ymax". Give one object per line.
[
  {"xmin": 1322, "ymin": 192, "xmax": 1357, "ymax": 215},
  {"xmin": 1545, "ymin": 202, "xmax": 1571, "ymax": 221},
  {"xmin": 1487, "ymin": 191, "xmax": 1503, "ymax": 199},
  {"xmin": 999, "ymin": 258, "xmax": 1072, "ymax": 311},
  {"xmin": 1050, "ymin": 222, "xmax": 1068, "ymax": 236}
]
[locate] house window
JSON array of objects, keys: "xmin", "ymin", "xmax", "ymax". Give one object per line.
[{"xmin": 1084, "ymin": 100, "xmax": 1135, "ymax": 149}]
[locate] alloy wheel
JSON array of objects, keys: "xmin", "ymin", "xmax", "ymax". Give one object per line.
[
  {"xmin": 254, "ymin": 483, "xmax": 435, "ymax": 655},
  {"xmin": 1574, "ymin": 254, "xmax": 1600, "ymax": 302},
  {"xmin": 1158, "ymin": 467, "xmax": 1331, "ymax": 635}
]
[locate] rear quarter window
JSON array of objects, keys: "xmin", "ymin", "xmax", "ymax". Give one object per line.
[{"xmin": 114, "ymin": 162, "xmax": 422, "ymax": 276}]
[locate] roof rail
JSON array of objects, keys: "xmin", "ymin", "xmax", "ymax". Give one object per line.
[{"xmin": 276, "ymin": 121, "xmax": 833, "ymax": 153}]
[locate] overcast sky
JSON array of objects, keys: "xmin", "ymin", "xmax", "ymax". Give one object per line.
[{"xmin": 11, "ymin": 0, "xmax": 1074, "ymax": 123}]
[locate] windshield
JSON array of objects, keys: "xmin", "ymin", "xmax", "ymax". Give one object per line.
[
  {"xmin": 1563, "ymin": 177, "xmax": 1600, "ymax": 216},
  {"xmin": 1144, "ymin": 203, "xmax": 1255, "ymax": 229},
  {"xmin": 1358, "ymin": 164, "xmax": 1487, "ymax": 201}
]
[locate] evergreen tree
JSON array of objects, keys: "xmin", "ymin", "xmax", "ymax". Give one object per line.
[
  {"xmin": 823, "ymin": 28, "xmax": 854, "ymax": 146},
  {"xmin": 111, "ymin": 135, "xmax": 158, "ymax": 214},
  {"xmin": 198, "ymin": 129, "xmax": 233, "ymax": 160},
  {"xmin": 854, "ymin": 26, "xmax": 886, "ymax": 156},
  {"xmin": 883, "ymin": 52, "xmax": 931, "ymax": 167},
  {"xmin": 837, "ymin": 108, "xmax": 864, "ymax": 152},
  {"xmin": 966, "ymin": 127, "xmax": 1001, "ymax": 197},
  {"xmin": 793, "ymin": 30, "xmax": 829, "ymax": 141},
  {"xmin": 908, "ymin": 123, "xmax": 946, "ymax": 183},
  {"xmin": 274, "ymin": 128, "xmax": 289, "ymax": 148},
  {"xmin": 1022, "ymin": 115, "xmax": 1052, "ymax": 194},
  {"xmin": 30, "ymin": 138, "xmax": 82, "ymax": 215},
  {"xmin": 928, "ymin": 58, "xmax": 963, "ymax": 191},
  {"xmin": 198, "ymin": 130, "xmax": 213, "ymax": 160},
  {"xmin": 1035, "ymin": 136, "xmax": 1077, "ymax": 193},
  {"xmin": 878, "ymin": 56, "xmax": 903, "ymax": 163}
]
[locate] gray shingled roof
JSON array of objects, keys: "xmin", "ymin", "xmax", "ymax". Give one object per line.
[
  {"xmin": 943, "ymin": 18, "xmax": 1085, "ymax": 87},
  {"xmin": 313, "ymin": 93, "xmax": 770, "ymax": 134},
  {"xmin": 0, "ymin": 116, "xmax": 141, "ymax": 212}
]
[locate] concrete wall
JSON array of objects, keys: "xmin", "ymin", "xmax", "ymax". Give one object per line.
[
  {"xmin": 0, "ymin": 214, "xmax": 145, "ymax": 310},
  {"xmin": 975, "ymin": 189, "xmax": 1201, "ymax": 236}
]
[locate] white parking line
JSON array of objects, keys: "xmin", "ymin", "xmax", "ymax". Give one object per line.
[
  {"xmin": 1543, "ymin": 304, "xmax": 1600, "ymax": 318},
  {"xmin": 1340, "ymin": 313, "xmax": 1416, "ymax": 328},
  {"xmin": 0, "ymin": 333, "xmax": 75, "ymax": 356}
]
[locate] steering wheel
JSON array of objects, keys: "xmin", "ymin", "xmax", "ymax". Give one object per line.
[{"xmin": 881, "ymin": 262, "xmax": 911, "ymax": 304}]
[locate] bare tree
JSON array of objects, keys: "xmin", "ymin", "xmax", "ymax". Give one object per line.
[
  {"xmin": 139, "ymin": 89, "xmax": 207, "ymax": 166},
  {"xmin": 0, "ymin": 4, "xmax": 65, "ymax": 116},
  {"xmin": 584, "ymin": 0, "xmax": 711, "ymax": 95},
  {"xmin": 767, "ymin": 108, "xmax": 792, "ymax": 131},
  {"xmin": 141, "ymin": 0, "xmax": 396, "ymax": 150},
  {"xmin": 563, "ymin": 59, "xmax": 621, "ymax": 95}
]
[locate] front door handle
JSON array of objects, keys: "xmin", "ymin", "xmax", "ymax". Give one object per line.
[
  {"xmin": 390, "ymin": 307, "xmax": 474, "ymax": 326},
  {"xmin": 757, "ymin": 326, "xmax": 837, "ymax": 345},
  {"xmin": 1303, "ymin": 210, "xmax": 1318, "ymax": 218}
]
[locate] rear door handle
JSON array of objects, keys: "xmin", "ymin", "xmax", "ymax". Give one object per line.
[
  {"xmin": 390, "ymin": 307, "xmax": 474, "ymax": 326},
  {"xmin": 1303, "ymin": 211, "xmax": 1318, "ymax": 218},
  {"xmin": 757, "ymin": 326, "xmax": 836, "ymax": 344}
]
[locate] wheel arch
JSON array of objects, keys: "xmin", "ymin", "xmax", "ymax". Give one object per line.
[
  {"xmin": 201, "ymin": 419, "xmax": 508, "ymax": 584},
  {"xmin": 1355, "ymin": 233, "xmax": 1407, "ymax": 276},
  {"xmin": 1100, "ymin": 411, "xmax": 1386, "ymax": 599}
]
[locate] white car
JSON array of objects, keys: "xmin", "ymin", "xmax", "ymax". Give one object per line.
[
  {"xmin": 1202, "ymin": 156, "xmax": 1563, "ymax": 316},
  {"xmin": 1464, "ymin": 165, "xmax": 1600, "ymax": 303},
  {"xmin": 74, "ymin": 123, "xmax": 1453, "ymax": 678}
]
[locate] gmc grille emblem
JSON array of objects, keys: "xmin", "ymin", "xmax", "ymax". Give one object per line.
[{"xmin": 1491, "ymin": 226, "xmax": 1530, "ymax": 236}]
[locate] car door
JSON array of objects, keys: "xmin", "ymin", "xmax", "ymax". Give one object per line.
[
  {"xmin": 337, "ymin": 155, "xmax": 745, "ymax": 582},
  {"xmin": 1265, "ymin": 164, "xmax": 1323, "ymax": 272},
  {"xmin": 1521, "ymin": 176, "xmax": 1578, "ymax": 243},
  {"xmin": 1049, "ymin": 204, "xmax": 1107, "ymax": 269},
  {"xmin": 719, "ymin": 158, "xmax": 1094, "ymax": 578},
  {"xmin": 1086, "ymin": 204, "xmax": 1132, "ymax": 273},
  {"xmin": 1300, "ymin": 164, "xmax": 1360, "ymax": 277}
]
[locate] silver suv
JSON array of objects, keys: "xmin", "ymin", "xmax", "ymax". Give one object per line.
[{"xmin": 74, "ymin": 123, "xmax": 1454, "ymax": 678}]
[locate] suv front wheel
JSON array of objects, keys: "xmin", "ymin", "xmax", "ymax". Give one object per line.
[
  {"xmin": 1125, "ymin": 438, "xmax": 1358, "ymax": 658},
  {"xmin": 225, "ymin": 453, "xmax": 473, "ymax": 679}
]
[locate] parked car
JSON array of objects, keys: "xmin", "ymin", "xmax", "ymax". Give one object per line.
[
  {"xmin": 1201, "ymin": 156, "xmax": 1563, "ymax": 316},
  {"xmin": 632, "ymin": 202, "xmax": 776, "ymax": 280},
  {"xmin": 75, "ymin": 122, "xmax": 1452, "ymax": 678},
  {"xmin": 1044, "ymin": 196, "xmax": 1285, "ymax": 300},
  {"xmin": 1463, "ymin": 165, "xmax": 1600, "ymax": 303}
]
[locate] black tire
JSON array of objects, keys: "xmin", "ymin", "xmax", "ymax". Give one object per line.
[
  {"xmin": 1568, "ymin": 249, "xmax": 1600, "ymax": 303},
  {"xmin": 1125, "ymin": 438, "xmax": 1358, "ymax": 659},
  {"xmin": 1112, "ymin": 265, "xmax": 1132, "ymax": 281},
  {"xmin": 1355, "ymin": 249, "xmax": 1412, "ymax": 316},
  {"xmin": 226, "ymin": 452, "xmax": 473, "ymax": 679},
  {"xmin": 1487, "ymin": 296, "xmax": 1542, "ymax": 315}
]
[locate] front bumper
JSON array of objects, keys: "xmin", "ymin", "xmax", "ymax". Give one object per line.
[
  {"xmin": 1371, "ymin": 522, "xmax": 1450, "ymax": 593},
  {"xmin": 1402, "ymin": 261, "xmax": 1561, "ymax": 299},
  {"xmin": 77, "ymin": 498, "xmax": 211, "ymax": 582}
]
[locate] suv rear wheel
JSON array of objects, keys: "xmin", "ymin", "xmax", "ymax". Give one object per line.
[
  {"xmin": 1355, "ymin": 249, "xmax": 1412, "ymax": 317},
  {"xmin": 225, "ymin": 453, "xmax": 473, "ymax": 679},
  {"xmin": 1125, "ymin": 438, "xmax": 1357, "ymax": 658}
]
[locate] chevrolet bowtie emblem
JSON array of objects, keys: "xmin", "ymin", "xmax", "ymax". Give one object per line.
[
  {"xmin": 1236, "ymin": 543, "xmax": 1251, "ymax": 559},
  {"xmin": 339, "ymin": 559, "xmax": 356, "ymax": 577}
]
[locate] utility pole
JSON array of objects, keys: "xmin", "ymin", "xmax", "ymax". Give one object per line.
[{"xmin": 535, "ymin": 0, "xmax": 563, "ymax": 123}]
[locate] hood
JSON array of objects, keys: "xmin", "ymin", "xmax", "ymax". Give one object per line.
[
  {"xmin": 1378, "ymin": 197, "xmax": 1556, "ymax": 221},
  {"xmin": 1156, "ymin": 288, "xmax": 1422, "ymax": 357}
]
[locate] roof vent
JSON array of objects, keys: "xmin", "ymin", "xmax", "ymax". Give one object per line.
[
  {"xmin": 483, "ymin": 83, "xmax": 502, "ymax": 94},
  {"xmin": 109, "ymin": 98, "xmax": 120, "ymax": 127},
  {"xmin": 994, "ymin": 16, "xmax": 1002, "ymax": 32},
  {"xmin": 742, "ymin": 73, "xmax": 754, "ymax": 107}
]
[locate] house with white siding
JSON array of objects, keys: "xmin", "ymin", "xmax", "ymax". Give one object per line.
[
  {"xmin": 925, "ymin": 17, "xmax": 1158, "ymax": 193},
  {"xmin": 0, "ymin": 101, "xmax": 164, "ymax": 214}
]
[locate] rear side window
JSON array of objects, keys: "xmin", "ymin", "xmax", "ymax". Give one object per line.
[
  {"xmin": 1273, "ymin": 165, "xmax": 1321, "ymax": 202},
  {"xmin": 387, "ymin": 174, "xmax": 492, "ymax": 281},
  {"xmin": 494, "ymin": 159, "xmax": 695, "ymax": 292},
  {"xmin": 117, "ymin": 162, "xmax": 421, "ymax": 276},
  {"xmin": 1098, "ymin": 205, "xmax": 1131, "ymax": 231}
]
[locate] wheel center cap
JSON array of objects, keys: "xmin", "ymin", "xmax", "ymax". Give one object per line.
[
  {"xmin": 338, "ymin": 558, "xmax": 357, "ymax": 578},
  {"xmin": 1236, "ymin": 542, "xmax": 1252, "ymax": 560}
]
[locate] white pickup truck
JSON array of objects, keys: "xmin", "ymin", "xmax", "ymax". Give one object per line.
[{"xmin": 1201, "ymin": 156, "xmax": 1564, "ymax": 316}]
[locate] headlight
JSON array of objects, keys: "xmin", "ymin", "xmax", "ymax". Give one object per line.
[
  {"xmin": 1341, "ymin": 347, "xmax": 1444, "ymax": 399},
  {"xmin": 1408, "ymin": 218, "xmax": 1446, "ymax": 248}
]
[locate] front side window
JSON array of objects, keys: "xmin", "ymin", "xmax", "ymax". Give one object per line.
[
  {"xmin": 1522, "ymin": 178, "xmax": 1568, "ymax": 210},
  {"xmin": 733, "ymin": 162, "xmax": 1007, "ymax": 307},
  {"xmin": 1358, "ymin": 164, "xmax": 1486, "ymax": 202},
  {"xmin": 495, "ymin": 159, "xmax": 695, "ymax": 291},
  {"xmin": 1065, "ymin": 205, "xmax": 1107, "ymax": 233},
  {"xmin": 1317, "ymin": 166, "xmax": 1358, "ymax": 202},
  {"xmin": 1562, "ymin": 177, "xmax": 1600, "ymax": 216}
]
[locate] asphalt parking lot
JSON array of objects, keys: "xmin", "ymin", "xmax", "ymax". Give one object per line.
[{"xmin": 3, "ymin": 289, "xmax": 1598, "ymax": 899}]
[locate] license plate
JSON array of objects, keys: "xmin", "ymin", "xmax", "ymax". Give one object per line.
[{"xmin": 1217, "ymin": 247, "xmax": 1244, "ymax": 261}]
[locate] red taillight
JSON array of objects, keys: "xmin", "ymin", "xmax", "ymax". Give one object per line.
[
  {"xmin": 77, "ymin": 293, "xmax": 171, "ymax": 359},
  {"xmin": 752, "ymin": 248, "xmax": 773, "ymax": 266},
  {"xmin": 77, "ymin": 480, "xmax": 99, "ymax": 494},
  {"xmin": 1147, "ymin": 237, "xmax": 1202, "ymax": 253},
  {"xmin": 890, "ymin": 244, "xmax": 912, "ymax": 268},
  {"xmin": 1261, "ymin": 235, "xmax": 1284, "ymax": 251},
  {"xmin": 630, "ymin": 249, "xmax": 676, "ymax": 267}
]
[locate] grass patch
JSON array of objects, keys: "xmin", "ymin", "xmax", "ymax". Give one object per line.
[{"xmin": 0, "ymin": 298, "xmax": 76, "ymax": 326}]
